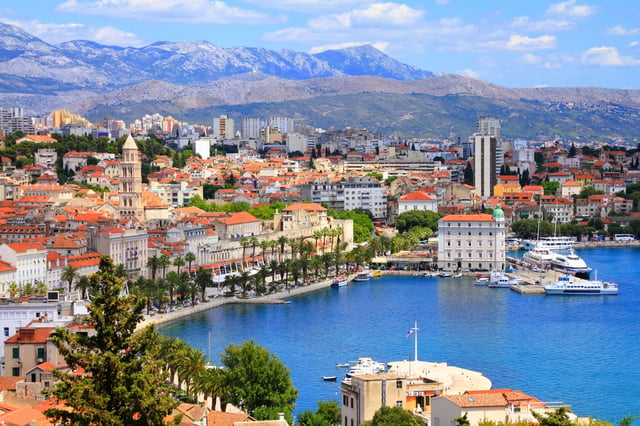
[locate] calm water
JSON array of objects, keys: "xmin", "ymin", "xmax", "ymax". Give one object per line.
[{"xmin": 158, "ymin": 247, "xmax": 640, "ymax": 423}]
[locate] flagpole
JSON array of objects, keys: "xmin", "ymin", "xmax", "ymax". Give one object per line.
[{"xmin": 413, "ymin": 321, "xmax": 419, "ymax": 361}]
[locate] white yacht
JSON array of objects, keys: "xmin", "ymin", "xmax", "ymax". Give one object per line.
[
  {"xmin": 345, "ymin": 357, "xmax": 386, "ymax": 377},
  {"xmin": 523, "ymin": 247, "xmax": 555, "ymax": 265},
  {"xmin": 549, "ymin": 249, "xmax": 592, "ymax": 277},
  {"xmin": 544, "ymin": 275, "xmax": 618, "ymax": 295},
  {"xmin": 521, "ymin": 236, "xmax": 576, "ymax": 252}
]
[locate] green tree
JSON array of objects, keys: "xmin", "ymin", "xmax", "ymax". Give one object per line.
[
  {"xmin": 542, "ymin": 181, "xmax": 560, "ymax": 195},
  {"xmin": 297, "ymin": 400, "xmax": 341, "ymax": 426},
  {"xmin": 61, "ymin": 265, "xmax": 79, "ymax": 296},
  {"xmin": 395, "ymin": 210, "xmax": 442, "ymax": 233},
  {"xmin": 532, "ymin": 407, "xmax": 575, "ymax": 426},
  {"xmin": 455, "ymin": 413, "xmax": 471, "ymax": 426},
  {"xmin": 220, "ymin": 340, "xmax": 297, "ymax": 423},
  {"xmin": 361, "ymin": 405, "xmax": 422, "ymax": 426},
  {"xmin": 45, "ymin": 255, "xmax": 176, "ymax": 425},
  {"xmin": 463, "ymin": 162, "xmax": 474, "ymax": 185},
  {"xmin": 195, "ymin": 266, "xmax": 212, "ymax": 301}
]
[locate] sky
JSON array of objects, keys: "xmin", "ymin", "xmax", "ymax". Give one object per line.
[{"xmin": 2, "ymin": 0, "xmax": 640, "ymax": 89}]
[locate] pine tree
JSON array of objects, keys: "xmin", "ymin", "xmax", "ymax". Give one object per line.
[{"xmin": 45, "ymin": 256, "xmax": 176, "ymax": 425}]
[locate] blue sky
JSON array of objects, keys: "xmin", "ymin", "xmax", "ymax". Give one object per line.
[{"xmin": 2, "ymin": 0, "xmax": 640, "ymax": 89}]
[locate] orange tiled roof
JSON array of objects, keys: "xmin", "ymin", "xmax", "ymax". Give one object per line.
[
  {"xmin": 441, "ymin": 213, "xmax": 494, "ymax": 222},
  {"xmin": 5, "ymin": 327, "xmax": 55, "ymax": 344}
]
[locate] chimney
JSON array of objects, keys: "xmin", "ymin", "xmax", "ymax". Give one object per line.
[{"xmin": 278, "ymin": 413, "xmax": 285, "ymax": 421}]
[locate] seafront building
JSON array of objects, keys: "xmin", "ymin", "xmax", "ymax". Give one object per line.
[{"xmin": 437, "ymin": 206, "xmax": 506, "ymax": 272}]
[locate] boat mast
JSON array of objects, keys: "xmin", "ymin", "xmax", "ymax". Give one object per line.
[{"xmin": 412, "ymin": 321, "xmax": 419, "ymax": 361}]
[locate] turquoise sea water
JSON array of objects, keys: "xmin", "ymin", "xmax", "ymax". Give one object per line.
[{"xmin": 158, "ymin": 247, "xmax": 640, "ymax": 423}]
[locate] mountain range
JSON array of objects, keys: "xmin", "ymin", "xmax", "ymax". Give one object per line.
[{"xmin": 2, "ymin": 22, "xmax": 640, "ymax": 141}]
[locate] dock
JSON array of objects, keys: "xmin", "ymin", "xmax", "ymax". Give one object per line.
[{"xmin": 504, "ymin": 264, "xmax": 594, "ymax": 295}]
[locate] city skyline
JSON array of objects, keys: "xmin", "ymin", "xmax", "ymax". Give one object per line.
[{"xmin": 1, "ymin": 0, "xmax": 639, "ymax": 89}]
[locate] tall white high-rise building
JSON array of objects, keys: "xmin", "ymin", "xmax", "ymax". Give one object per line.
[
  {"xmin": 473, "ymin": 116, "xmax": 501, "ymax": 199},
  {"xmin": 241, "ymin": 118, "xmax": 264, "ymax": 139},
  {"xmin": 213, "ymin": 114, "xmax": 235, "ymax": 140},
  {"xmin": 268, "ymin": 116, "xmax": 294, "ymax": 134}
]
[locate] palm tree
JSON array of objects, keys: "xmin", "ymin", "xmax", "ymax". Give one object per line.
[
  {"xmin": 240, "ymin": 237, "xmax": 251, "ymax": 270},
  {"xmin": 223, "ymin": 274, "xmax": 238, "ymax": 296},
  {"xmin": 194, "ymin": 267, "xmax": 212, "ymax": 302},
  {"xmin": 114, "ymin": 263, "xmax": 128, "ymax": 279},
  {"xmin": 238, "ymin": 270, "xmax": 252, "ymax": 298},
  {"xmin": 185, "ymin": 251, "xmax": 196, "ymax": 277},
  {"xmin": 310, "ymin": 255, "xmax": 322, "ymax": 281},
  {"xmin": 277, "ymin": 235, "xmax": 288, "ymax": 261},
  {"xmin": 165, "ymin": 271, "xmax": 181, "ymax": 306},
  {"xmin": 194, "ymin": 366, "xmax": 227, "ymax": 410},
  {"xmin": 173, "ymin": 256, "xmax": 185, "ymax": 276},
  {"xmin": 146, "ymin": 254, "xmax": 160, "ymax": 280},
  {"xmin": 76, "ymin": 275, "xmax": 91, "ymax": 300},
  {"xmin": 61, "ymin": 265, "xmax": 79, "ymax": 297},
  {"xmin": 158, "ymin": 254, "xmax": 171, "ymax": 280},
  {"xmin": 312, "ymin": 230, "xmax": 324, "ymax": 255},
  {"xmin": 176, "ymin": 346, "xmax": 205, "ymax": 396},
  {"xmin": 249, "ymin": 237, "xmax": 259, "ymax": 265}
]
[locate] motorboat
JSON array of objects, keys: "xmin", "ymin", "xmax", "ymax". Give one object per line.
[
  {"xmin": 322, "ymin": 375, "xmax": 337, "ymax": 381},
  {"xmin": 371, "ymin": 270, "xmax": 382, "ymax": 278},
  {"xmin": 487, "ymin": 270, "xmax": 519, "ymax": 288},
  {"xmin": 544, "ymin": 275, "xmax": 618, "ymax": 295},
  {"xmin": 353, "ymin": 269, "xmax": 371, "ymax": 282},
  {"xmin": 475, "ymin": 273, "xmax": 491, "ymax": 286},
  {"xmin": 523, "ymin": 247, "xmax": 555, "ymax": 265},
  {"xmin": 345, "ymin": 357, "xmax": 386, "ymax": 377},
  {"xmin": 549, "ymin": 249, "xmax": 592, "ymax": 278},
  {"xmin": 331, "ymin": 276, "xmax": 349, "ymax": 287},
  {"xmin": 439, "ymin": 272, "xmax": 453, "ymax": 278},
  {"xmin": 336, "ymin": 363, "xmax": 350, "ymax": 368}
]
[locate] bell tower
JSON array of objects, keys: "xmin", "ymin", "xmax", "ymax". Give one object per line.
[{"xmin": 118, "ymin": 135, "xmax": 143, "ymax": 222}]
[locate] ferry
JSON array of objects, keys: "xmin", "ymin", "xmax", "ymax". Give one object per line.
[
  {"xmin": 331, "ymin": 276, "xmax": 349, "ymax": 288},
  {"xmin": 544, "ymin": 275, "xmax": 618, "ymax": 295},
  {"xmin": 521, "ymin": 236, "xmax": 576, "ymax": 252}
]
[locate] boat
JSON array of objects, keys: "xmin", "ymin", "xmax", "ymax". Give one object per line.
[
  {"xmin": 544, "ymin": 274, "xmax": 618, "ymax": 295},
  {"xmin": 331, "ymin": 276, "xmax": 349, "ymax": 287},
  {"xmin": 439, "ymin": 272, "xmax": 453, "ymax": 278},
  {"xmin": 336, "ymin": 363, "xmax": 350, "ymax": 368},
  {"xmin": 523, "ymin": 247, "xmax": 555, "ymax": 265},
  {"xmin": 521, "ymin": 236, "xmax": 576, "ymax": 252},
  {"xmin": 322, "ymin": 375, "xmax": 337, "ymax": 381},
  {"xmin": 453, "ymin": 273, "xmax": 463, "ymax": 278},
  {"xmin": 345, "ymin": 357, "xmax": 386, "ymax": 377},
  {"xmin": 353, "ymin": 269, "xmax": 371, "ymax": 282},
  {"xmin": 475, "ymin": 275, "xmax": 490, "ymax": 286},
  {"xmin": 487, "ymin": 270, "xmax": 519, "ymax": 288},
  {"xmin": 371, "ymin": 270, "xmax": 382, "ymax": 278},
  {"xmin": 549, "ymin": 249, "xmax": 592, "ymax": 278}
]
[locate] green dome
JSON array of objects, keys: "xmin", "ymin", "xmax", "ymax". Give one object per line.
[{"xmin": 493, "ymin": 204, "xmax": 505, "ymax": 218}]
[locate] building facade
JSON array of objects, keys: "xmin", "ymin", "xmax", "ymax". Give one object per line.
[
  {"xmin": 118, "ymin": 135, "xmax": 144, "ymax": 222},
  {"xmin": 437, "ymin": 207, "xmax": 506, "ymax": 271}
]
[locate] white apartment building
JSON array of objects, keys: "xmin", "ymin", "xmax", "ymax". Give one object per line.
[
  {"xmin": 95, "ymin": 227, "xmax": 148, "ymax": 279},
  {"xmin": 213, "ymin": 114, "xmax": 235, "ymax": 140},
  {"xmin": 241, "ymin": 118, "xmax": 264, "ymax": 139},
  {"xmin": 268, "ymin": 116, "xmax": 294, "ymax": 134},
  {"xmin": 437, "ymin": 207, "xmax": 506, "ymax": 271},
  {"xmin": 0, "ymin": 242, "xmax": 47, "ymax": 288},
  {"xmin": 398, "ymin": 191, "xmax": 438, "ymax": 213},
  {"xmin": 344, "ymin": 177, "xmax": 387, "ymax": 219}
]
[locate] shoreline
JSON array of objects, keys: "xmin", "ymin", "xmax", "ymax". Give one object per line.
[{"xmin": 137, "ymin": 276, "xmax": 339, "ymax": 330}]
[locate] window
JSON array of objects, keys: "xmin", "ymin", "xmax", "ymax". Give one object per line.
[
  {"xmin": 37, "ymin": 347, "xmax": 45, "ymax": 360},
  {"xmin": 343, "ymin": 395, "xmax": 348, "ymax": 406},
  {"xmin": 3, "ymin": 327, "xmax": 8, "ymax": 337},
  {"xmin": 12, "ymin": 367, "xmax": 20, "ymax": 377},
  {"xmin": 396, "ymin": 380, "xmax": 403, "ymax": 388},
  {"xmin": 12, "ymin": 347, "xmax": 19, "ymax": 359},
  {"xmin": 396, "ymin": 401, "xmax": 403, "ymax": 407},
  {"xmin": 351, "ymin": 398, "xmax": 354, "ymax": 408},
  {"xmin": 344, "ymin": 416, "xmax": 348, "ymax": 426}
]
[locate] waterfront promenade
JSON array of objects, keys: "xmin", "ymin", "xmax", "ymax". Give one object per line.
[{"xmin": 137, "ymin": 276, "xmax": 339, "ymax": 330}]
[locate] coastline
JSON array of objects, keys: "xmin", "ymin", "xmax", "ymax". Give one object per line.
[{"xmin": 137, "ymin": 276, "xmax": 339, "ymax": 330}]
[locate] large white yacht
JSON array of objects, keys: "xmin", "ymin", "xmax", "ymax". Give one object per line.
[
  {"xmin": 549, "ymin": 249, "xmax": 592, "ymax": 277},
  {"xmin": 521, "ymin": 236, "xmax": 576, "ymax": 252},
  {"xmin": 523, "ymin": 246, "xmax": 555, "ymax": 265}
]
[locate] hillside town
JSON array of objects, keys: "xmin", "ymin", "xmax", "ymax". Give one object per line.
[{"xmin": 0, "ymin": 107, "xmax": 639, "ymax": 425}]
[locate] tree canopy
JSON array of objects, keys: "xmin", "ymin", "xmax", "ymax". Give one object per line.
[
  {"xmin": 45, "ymin": 255, "xmax": 176, "ymax": 425},
  {"xmin": 361, "ymin": 406, "xmax": 423, "ymax": 426},
  {"xmin": 394, "ymin": 210, "xmax": 442, "ymax": 234},
  {"xmin": 297, "ymin": 400, "xmax": 341, "ymax": 426},
  {"xmin": 220, "ymin": 340, "xmax": 297, "ymax": 423}
]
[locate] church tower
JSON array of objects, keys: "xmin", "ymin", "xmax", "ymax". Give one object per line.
[{"xmin": 118, "ymin": 135, "xmax": 144, "ymax": 222}]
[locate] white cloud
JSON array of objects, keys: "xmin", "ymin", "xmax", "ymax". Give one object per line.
[
  {"xmin": 606, "ymin": 25, "xmax": 640, "ymax": 36},
  {"xmin": 630, "ymin": 41, "xmax": 639, "ymax": 48},
  {"xmin": 509, "ymin": 16, "xmax": 574, "ymax": 32},
  {"xmin": 581, "ymin": 46, "xmax": 640, "ymax": 66},
  {"xmin": 546, "ymin": 0, "xmax": 596, "ymax": 18},
  {"xmin": 520, "ymin": 54, "xmax": 541, "ymax": 64},
  {"xmin": 482, "ymin": 34, "xmax": 556, "ymax": 51},
  {"xmin": 242, "ymin": 0, "xmax": 368, "ymax": 13},
  {"xmin": 307, "ymin": 3, "xmax": 425, "ymax": 31},
  {"xmin": 460, "ymin": 69, "xmax": 480, "ymax": 79},
  {"xmin": 2, "ymin": 18, "xmax": 146, "ymax": 46},
  {"xmin": 56, "ymin": 0, "xmax": 276, "ymax": 25},
  {"xmin": 309, "ymin": 41, "xmax": 390, "ymax": 54}
]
